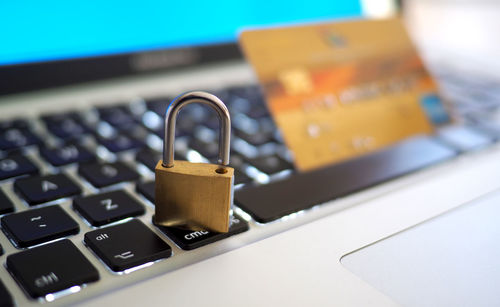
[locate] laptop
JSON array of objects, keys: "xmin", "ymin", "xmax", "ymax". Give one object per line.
[{"xmin": 1, "ymin": 0, "xmax": 500, "ymax": 306}]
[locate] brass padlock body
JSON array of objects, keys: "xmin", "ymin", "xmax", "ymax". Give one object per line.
[{"xmin": 154, "ymin": 160, "xmax": 234, "ymax": 233}]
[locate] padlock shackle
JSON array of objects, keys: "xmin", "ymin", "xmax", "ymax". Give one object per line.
[{"xmin": 163, "ymin": 91, "xmax": 231, "ymax": 168}]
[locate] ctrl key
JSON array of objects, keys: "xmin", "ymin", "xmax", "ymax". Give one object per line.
[{"xmin": 6, "ymin": 239, "xmax": 99, "ymax": 299}]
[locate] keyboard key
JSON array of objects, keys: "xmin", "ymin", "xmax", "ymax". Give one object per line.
[
  {"xmin": 14, "ymin": 174, "xmax": 81, "ymax": 205},
  {"xmin": 42, "ymin": 113, "xmax": 90, "ymax": 139},
  {"xmin": 246, "ymin": 154, "xmax": 293, "ymax": 174},
  {"xmin": 84, "ymin": 219, "xmax": 172, "ymax": 272},
  {"xmin": 136, "ymin": 148, "xmax": 161, "ymax": 171},
  {"xmin": 40, "ymin": 144, "xmax": 95, "ymax": 166},
  {"xmin": 0, "ymin": 154, "xmax": 38, "ymax": 180},
  {"xmin": 136, "ymin": 181, "xmax": 155, "ymax": 203},
  {"xmin": 73, "ymin": 190, "xmax": 145, "ymax": 226},
  {"xmin": 79, "ymin": 162, "xmax": 139, "ymax": 188},
  {"xmin": 235, "ymin": 136, "xmax": 456, "ymax": 223},
  {"xmin": 0, "ymin": 243, "xmax": 3, "ymax": 255},
  {"xmin": 0, "ymin": 118, "xmax": 28, "ymax": 130},
  {"xmin": 98, "ymin": 134, "xmax": 144, "ymax": 153},
  {"xmin": 6, "ymin": 239, "xmax": 99, "ymax": 298},
  {"xmin": 155, "ymin": 214, "xmax": 248, "ymax": 250},
  {"xmin": 234, "ymin": 169, "xmax": 252, "ymax": 185},
  {"xmin": 0, "ymin": 127, "xmax": 42, "ymax": 150},
  {"xmin": 98, "ymin": 106, "xmax": 137, "ymax": 130},
  {"xmin": 1, "ymin": 205, "xmax": 79, "ymax": 248},
  {"xmin": 0, "ymin": 189, "xmax": 15, "ymax": 215},
  {"xmin": 0, "ymin": 279, "xmax": 13, "ymax": 307}
]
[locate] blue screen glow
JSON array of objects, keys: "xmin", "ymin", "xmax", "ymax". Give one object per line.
[{"xmin": 0, "ymin": 1, "xmax": 362, "ymax": 66}]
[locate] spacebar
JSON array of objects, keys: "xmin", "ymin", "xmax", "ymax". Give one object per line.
[{"xmin": 234, "ymin": 136, "xmax": 457, "ymax": 223}]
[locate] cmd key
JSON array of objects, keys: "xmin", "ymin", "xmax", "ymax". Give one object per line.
[
  {"xmin": 155, "ymin": 214, "xmax": 249, "ymax": 250},
  {"xmin": 14, "ymin": 173, "xmax": 81, "ymax": 205},
  {"xmin": 1, "ymin": 205, "xmax": 79, "ymax": 248},
  {"xmin": 84, "ymin": 219, "xmax": 171, "ymax": 272},
  {"xmin": 6, "ymin": 239, "xmax": 99, "ymax": 298}
]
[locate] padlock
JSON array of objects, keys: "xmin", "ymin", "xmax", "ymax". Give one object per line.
[{"xmin": 154, "ymin": 91, "xmax": 234, "ymax": 233}]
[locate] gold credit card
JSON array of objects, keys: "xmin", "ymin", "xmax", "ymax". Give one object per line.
[{"xmin": 240, "ymin": 18, "xmax": 442, "ymax": 171}]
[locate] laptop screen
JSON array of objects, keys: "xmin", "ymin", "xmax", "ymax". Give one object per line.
[{"xmin": 0, "ymin": 1, "xmax": 362, "ymax": 66}]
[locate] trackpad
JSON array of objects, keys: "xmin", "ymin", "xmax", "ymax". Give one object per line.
[{"xmin": 341, "ymin": 190, "xmax": 500, "ymax": 306}]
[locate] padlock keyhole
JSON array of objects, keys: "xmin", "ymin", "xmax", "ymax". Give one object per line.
[{"xmin": 215, "ymin": 168, "xmax": 228, "ymax": 174}]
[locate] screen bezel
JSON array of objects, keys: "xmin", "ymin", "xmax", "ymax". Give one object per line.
[{"xmin": 0, "ymin": 43, "xmax": 242, "ymax": 96}]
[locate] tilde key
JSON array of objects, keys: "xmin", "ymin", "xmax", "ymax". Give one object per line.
[{"xmin": 154, "ymin": 92, "xmax": 234, "ymax": 233}]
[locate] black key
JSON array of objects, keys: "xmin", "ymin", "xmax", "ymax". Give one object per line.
[
  {"xmin": 0, "ymin": 154, "xmax": 38, "ymax": 180},
  {"xmin": 1, "ymin": 205, "xmax": 79, "ymax": 248},
  {"xmin": 246, "ymin": 155, "xmax": 293, "ymax": 174},
  {"xmin": 98, "ymin": 106, "xmax": 137, "ymax": 130},
  {"xmin": 7, "ymin": 239, "xmax": 99, "ymax": 298},
  {"xmin": 145, "ymin": 97, "xmax": 171, "ymax": 115},
  {"xmin": 79, "ymin": 162, "xmax": 139, "ymax": 188},
  {"xmin": 73, "ymin": 190, "xmax": 145, "ymax": 226},
  {"xmin": 0, "ymin": 118, "xmax": 28, "ymax": 130},
  {"xmin": 0, "ymin": 279, "xmax": 13, "ymax": 307},
  {"xmin": 0, "ymin": 189, "xmax": 15, "ymax": 215},
  {"xmin": 189, "ymin": 138, "xmax": 219, "ymax": 159},
  {"xmin": 84, "ymin": 219, "xmax": 171, "ymax": 272},
  {"xmin": 98, "ymin": 134, "xmax": 144, "ymax": 152},
  {"xmin": 14, "ymin": 174, "xmax": 81, "ymax": 205},
  {"xmin": 0, "ymin": 127, "xmax": 41, "ymax": 150},
  {"xmin": 234, "ymin": 169, "xmax": 251, "ymax": 185},
  {"xmin": 40, "ymin": 144, "xmax": 95, "ymax": 166},
  {"xmin": 235, "ymin": 136, "xmax": 456, "ymax": 223},
  {"xmin": 42, "ymin": 114, "xmax": 90, "ymax": 139},
  {"xmin": 0, "ymin": 243, "xmax": 2, "ymax": 255},
  {"xmin": 135, "ymin": 148, "xmax": 161, "ymax": 171},
  {"xmin": 155, "ymin": 214, "xmax": 248, "ymax": 250},
  {"xmin": 136, "ymin": 181, "xmax": 155, "ymax": 203}
]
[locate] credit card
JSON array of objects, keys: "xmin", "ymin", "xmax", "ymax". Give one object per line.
[{"xmin": 240, "ymin": 18, "xmax": 444, "ymax": 171}]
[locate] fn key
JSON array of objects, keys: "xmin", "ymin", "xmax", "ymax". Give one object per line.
[{"xmin": 7, "ymin": 239, "xmax": 99, "ymax": 298}]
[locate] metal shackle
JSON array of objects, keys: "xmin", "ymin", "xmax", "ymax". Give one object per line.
[{"xmin": 162, "ymin": 91, "xmax": 231, "ymax": 168}]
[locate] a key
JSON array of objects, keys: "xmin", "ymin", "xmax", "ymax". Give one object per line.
[
  {"xmin": 136, "ymin": 148, "xmax": 161, "ymax": 171},
  {"xmin": 0, "ymin": 279, "xmax": 14, "ymax": 307},
  {"xmin": 0, "ymin": 127, "xmax": 42, "ymax": 150},
  {"xmin": 78, "ymin": 162, "xmax": 139, "ymax": 188},
  {"xmin": 155, "ymin": 214, "xmax": 248, "ymax": 250},
  {"xmin": 6, "ymin": 239, "xmax": 99, "ymax": 298},
  {"xmin": 0, "ymin": 242, "xmax": 3, "ymax": 255},
  {"xmin": 1, "ymin": 205, "xmax": 79, "ymax": 247},
  {"xmin": 246, "ymin": 154, "xmax": 293, "ymax": 174},
  {"xmin": 84, "ymin": 219, "xmax": 172, "ymax": 272},
  {"xmin": 136, "ymin": 181, "xmax": 155, "ymax": 203},
  {"xmin": 40, "ymin": 144, "xmax": 95, "ymax": 166},
  {"xmin": 73, "ymin": 190, "xmax": 145, "ymax": 226},
  {"xmin": 98, "ymin": 133, "xmax": 144, "ymax": 153},
  {"xmin": 0, "ymin": 189, "xmax": 15, "ymax": 215},
  {"xmin": 14, "ymin": 173, "xmax": 81, "ymax": 205},
  {"xmin": 42, "ymin": 113, "xmax": 90, "ymax": 139},
  {"xmin": 0, "ymin": 154, "xmax": 38, "ymax": 180}
]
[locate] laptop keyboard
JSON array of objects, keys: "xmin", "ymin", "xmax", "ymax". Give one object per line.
[{"xmin": 0, "ymin": 80, "xmax": 497, "ymax": 305}]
